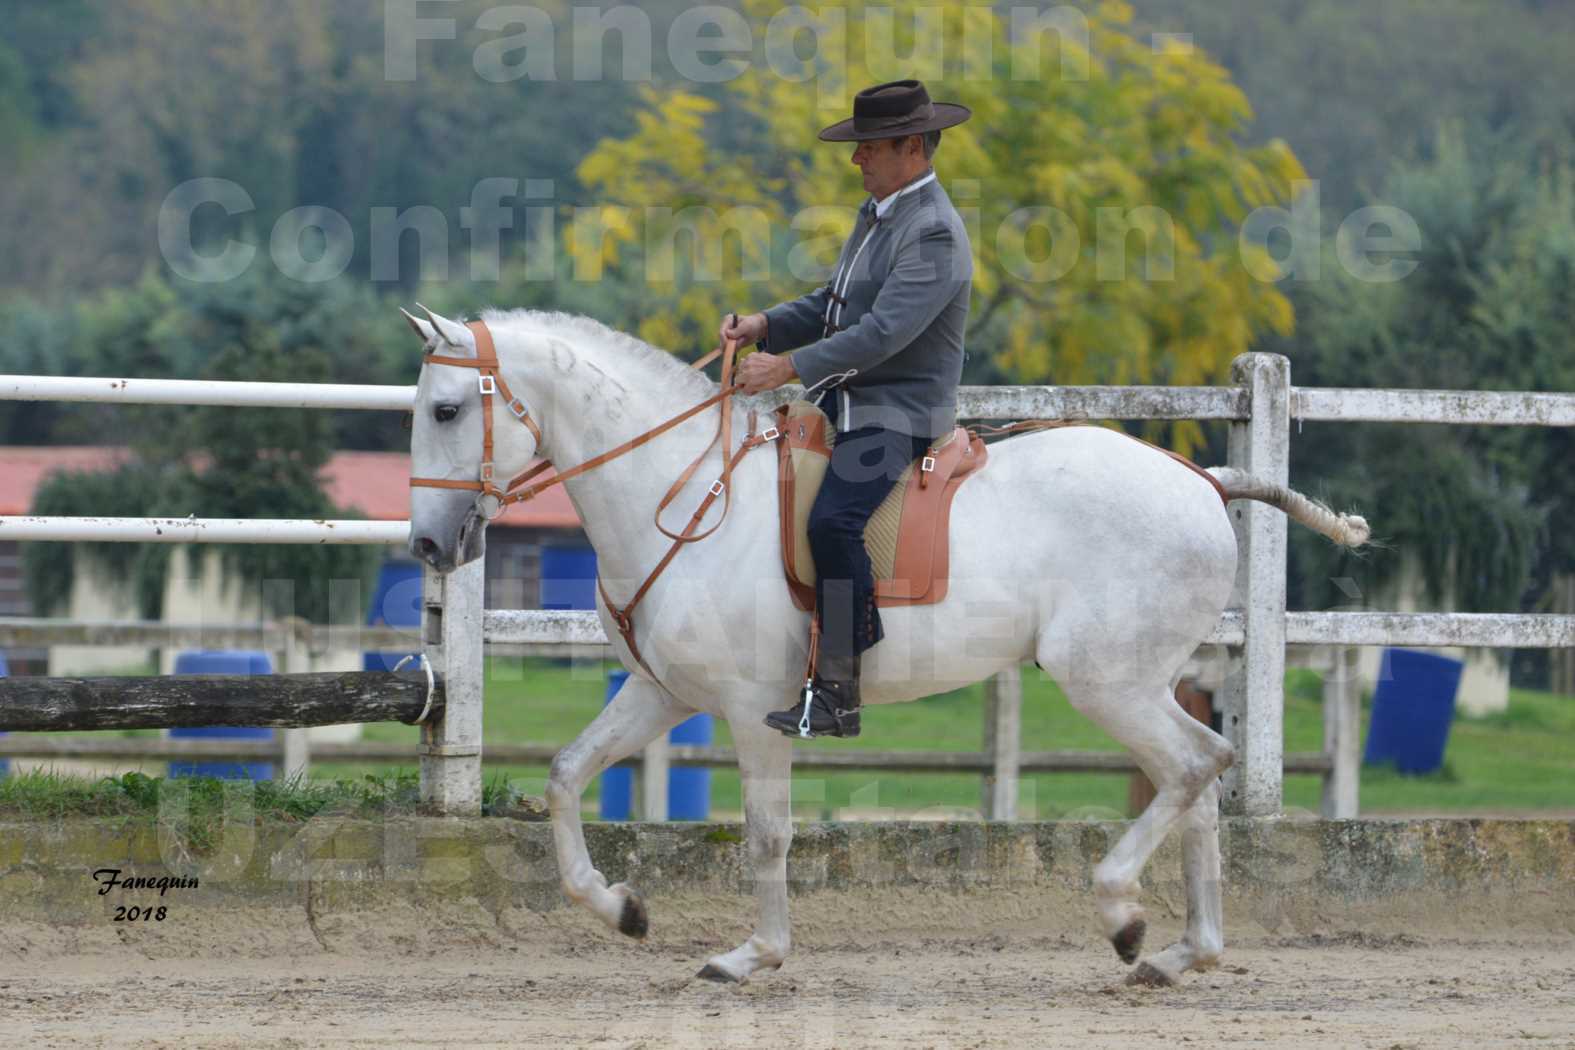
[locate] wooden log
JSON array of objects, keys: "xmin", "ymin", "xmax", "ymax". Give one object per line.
[{"xmin": 0, "ymin": 671, "xmax": 441, "ymax": 732}]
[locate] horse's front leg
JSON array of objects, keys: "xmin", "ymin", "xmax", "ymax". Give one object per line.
[
  {"xmin": 546, "ymin": 675, "xmax": 692, "ymax": 938},
  {"xmin": 697, "ymin": 718, "xmax": 795, "ymax": 983}
]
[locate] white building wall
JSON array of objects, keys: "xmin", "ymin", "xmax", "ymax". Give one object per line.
[{"xmin": 47, "ymin": 563, "xmax": 150, "ymax": 675}]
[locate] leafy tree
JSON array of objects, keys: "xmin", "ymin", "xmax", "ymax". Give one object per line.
[
  {"xmin": 20, "ymin": 270, "xmax": 380, "ymax": 623},
  {"xmin": 573, "ymin": 0, "xmax": 1306, "ymax": 452},
  {"xmin": 1127, "ymin": 0, "xmax": 1575, "ymax": 213},
  {"xmin": 1278, "ymin": 127, "xmax": 1572, "ymax": 619}
]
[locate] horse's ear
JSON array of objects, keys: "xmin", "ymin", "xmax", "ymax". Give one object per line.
[
  {"xmin": 415, "ymin": 303, "xmax": 469, "ymax": 350},
  {"xmin": 400, "ymin": 307, "xmax": 434, "ymax": 345}
]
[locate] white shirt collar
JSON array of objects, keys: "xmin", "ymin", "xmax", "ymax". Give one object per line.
[{"xmin": 871, "ymin": 170, "xmax": 937, "ymax": 219}]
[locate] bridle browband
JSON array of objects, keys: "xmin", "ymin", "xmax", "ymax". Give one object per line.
[{"xmin": 408, "ymin": 318, "xmax": 779, "ymax": 684}]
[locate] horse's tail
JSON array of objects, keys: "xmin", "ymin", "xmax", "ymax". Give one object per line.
[{"xmin": 1206, "ymin": 467, "xmax": 1371, "ymax": 548}]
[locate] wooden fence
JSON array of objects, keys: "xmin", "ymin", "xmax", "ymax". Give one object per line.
[{"xmin": 3, "ymin": 355, "xmax": 1573, "ymax": 820}]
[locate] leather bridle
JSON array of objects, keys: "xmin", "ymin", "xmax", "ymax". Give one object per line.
[
  {"xmin": 409, "ymin": 321, "xmax": 546, "ymax": 520},
  {"xmin": 408, "ymin": 318, "xmax": 780, "ymax": 684}
]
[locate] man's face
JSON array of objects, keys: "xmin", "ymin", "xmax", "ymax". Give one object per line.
[{"xmin": 851, "ymin": 136, "xmax": 921, "ymax": 200}]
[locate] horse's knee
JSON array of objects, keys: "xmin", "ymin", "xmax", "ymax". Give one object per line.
[
  {"xmin": 545, "ymin": 753, "xmax": 582, "ymax": 812},
  {"xmin": 748, "ymin": 822, "xmax": 792, "ymax": 867}
]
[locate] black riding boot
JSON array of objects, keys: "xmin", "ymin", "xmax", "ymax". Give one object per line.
[{"xmin": 764, "ymin": 644, "xmax": 862, "ymax": 739}]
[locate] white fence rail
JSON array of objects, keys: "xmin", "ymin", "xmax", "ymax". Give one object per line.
[
  {"xmin": 0, "ymin": 518, "xmax": 409, "ymax": 544},
  {"xmin": 3, "ymin": 358, "xmax": 1573, "ymax": 820},
  {"xmin": 0, "ymin": 374, "xmax": 413, "ymax": 411}
]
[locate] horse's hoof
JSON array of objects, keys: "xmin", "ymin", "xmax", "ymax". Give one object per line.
[
  {"xmin": 1126, "ymin": 961, "xmax": 1175, "ymax": 988},
  {"xmin": 696, "ymin": 964, "xmax": 738, "ymax": 983},
  {"xmin": 1112, "ymin": 918, "xmax": 1146, "ymax": 965},
  {"xmin": 618, "ymin": 891, "xmax": 649, "ymax": 940}
]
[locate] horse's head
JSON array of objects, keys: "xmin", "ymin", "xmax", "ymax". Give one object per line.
[{"xmin": 403, "ymin": 306, "xmax": 541, "ymax": 573}]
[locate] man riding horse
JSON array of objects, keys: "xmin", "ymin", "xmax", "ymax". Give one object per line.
[{"xmin": 727, "ymin": 79, "xmax": 974, "ymax": 740}]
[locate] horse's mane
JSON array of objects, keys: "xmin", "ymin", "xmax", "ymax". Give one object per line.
[{"xmin": 479, "ymin": 308, "xmax": 715, "ymax": 400}]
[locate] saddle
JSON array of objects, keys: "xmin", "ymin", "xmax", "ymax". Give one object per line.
[{"xmin": 772, "ymin": 400, "xmax": 988, "ymax": 610}]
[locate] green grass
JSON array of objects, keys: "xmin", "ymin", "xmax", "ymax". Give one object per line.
[
  {"xmin": 8, "ymin": 657, "xmax": 1572, "ymax": 819},
  {"xmin": 0, "ymin": 768, "xmax": 533, "ymax": 849},
  {"xmin": 324, "ymin": 657, "xmax": 1575, "ymax": 819}
]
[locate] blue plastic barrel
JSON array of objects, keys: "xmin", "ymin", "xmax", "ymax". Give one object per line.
[
  {"xmin": 599, "ymin": 672, "xmax": 634, "ymax": 820},
  {"xmin": 539, "ymin": 545, "xmax": 598, "ymax": 610},
  {"xmin": 168, "ymin": 651, "xmax": 275, "ymax": 780},
  {"xmin": 363, "ymin": 560, "xmax": 423, "ymax": 672},
  {"xmin": 0, "ymin": 652, "xmax": 9, "ymax": 776},
  {"xmin": 598, "ymin": 670, "xmax": 713, "ymax": 820},
  {"xmin": 1363, "ymin": 647, "xmax": 1464, "ymax": 775},
  {"xmin": 667, "ymin": 708, "xmax": 713, "ymax": 821}
]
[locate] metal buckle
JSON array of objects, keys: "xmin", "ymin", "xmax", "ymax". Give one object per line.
[
  {"xmin": 480, "ymin": 462, "xmax": 494, "ymax": 481},
  {"xmin": 506, "ymin": 397, "xmax": 529, "ymax": 420},
  {"xmin": 475, "ymin": 490, "xmax": 504, "ymax": 520},
  {"xmin": 708, "ymin": 479, "xmax": 725, "ymax": 497},
  {"xmin": 478, "ymin": 375, "xmax": 496, "ymax": 396},
  {"xmin": 761, "ymin": 426, "xmax": 780, "ymax": 442},
  {"xmin": 922, "ymin": 456, "xmax": 936, "ymax": 473}
]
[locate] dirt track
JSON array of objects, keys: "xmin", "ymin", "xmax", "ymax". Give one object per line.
[{"xmin": 5, "ymin": 934, "xmax": 1572, "ymax": 1049}]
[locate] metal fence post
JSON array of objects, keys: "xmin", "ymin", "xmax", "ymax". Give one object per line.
[
  {"xmin": 1321, "ymin": 645, "xmax": 1361, "ymax": 819},
  {"xmin": 981, "ymin": 666, "xmax": 1022, "ymax": 820},
  {"xmin": 280, "ymin": 616, "xmax": 312, "ymax": 781},
  {"xmin": 420, "ymin": 561, "xmax": 484, "ymax": 814},
  {"xmin": 1220, "ymin": 353, "xmax": 1290, "ymax": 817}
]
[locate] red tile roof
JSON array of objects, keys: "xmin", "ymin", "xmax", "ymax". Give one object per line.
[{"xmin": 0, "ymin": 447, "xmax": 582, "ymax": 529}]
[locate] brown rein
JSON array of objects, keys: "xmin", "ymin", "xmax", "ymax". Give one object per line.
[
  {"xmin": 407, "ymin": 322, "xmax": 1225, "ymax": 686},
  {"xmin": 407, "ymin": 320, "xmax": 778, "ymax": 684}
]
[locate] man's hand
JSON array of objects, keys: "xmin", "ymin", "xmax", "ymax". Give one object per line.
[
  {"xmin": 720, "ymin": 311, "xmax": 768, "ymax": 347},
  {"xmin": 737, "ymin": 350, "xmax": 798, "ymax": 394}
]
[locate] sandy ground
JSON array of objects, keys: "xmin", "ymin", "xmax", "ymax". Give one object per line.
[{"xmin": 3, "ymin": 933, "xmax": 1572, "ymax": 1049}]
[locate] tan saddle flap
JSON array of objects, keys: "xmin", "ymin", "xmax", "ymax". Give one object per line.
[{"xmin": 774, "ymin": 400, "xmax": 988, "ymax": 611}]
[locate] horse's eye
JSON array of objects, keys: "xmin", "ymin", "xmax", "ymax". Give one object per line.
[{"xmin": 434, "ymin": 404, "xmax": 459, "ymax": 423}]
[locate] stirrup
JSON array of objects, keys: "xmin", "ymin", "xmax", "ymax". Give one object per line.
[
  {"xmin": 764, "ymin": 678, "xmax": 860, "ymax": 740},
  {"xmin": 795, "ymin": 679, "xmax": 816, "ymax": 739}
]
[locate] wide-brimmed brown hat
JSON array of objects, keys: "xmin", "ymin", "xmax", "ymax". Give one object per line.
[{"xmin": 818, "ymin": 79, "xmax": 971, "ymax": 142}]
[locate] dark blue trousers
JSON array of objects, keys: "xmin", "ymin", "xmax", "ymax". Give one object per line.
[{"xmin": 807, "ymin": 409, "xmax": 932, "ymax": 662}]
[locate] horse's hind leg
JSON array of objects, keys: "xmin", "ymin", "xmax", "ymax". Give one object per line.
[
  {"xmin": 1052, "ymin": 670, "xmax": 1235, "ymax": 972},
  {"xmin": 1128, "ymin": 777, "xmax": 1225, "ymax": 986},
  {"xmin": 696, "ymin": 719, "xmax": 794, "ymax": 983},
  {"xmin": 546, "ymin": 675, "xmax": 693, "ymax": 938}
]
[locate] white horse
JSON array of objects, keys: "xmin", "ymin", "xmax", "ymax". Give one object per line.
[{"xmin": 403, "ymin": 306, "xmax": 1370, "ymax": 986}]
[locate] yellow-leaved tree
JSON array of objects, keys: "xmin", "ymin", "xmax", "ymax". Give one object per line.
[{"xmin": 572, "ymin": 0, "xmax": 1305, "ymax": 452}]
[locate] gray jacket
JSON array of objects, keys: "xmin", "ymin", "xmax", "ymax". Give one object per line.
[{"xmin": 762, "ymin": 175, "xmax": 972, "ymax": 440}]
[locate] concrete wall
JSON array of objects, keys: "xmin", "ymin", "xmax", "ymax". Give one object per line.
[{"xmin": 1, "ymin": 818, "xmax": 1569, "ymax": 958}]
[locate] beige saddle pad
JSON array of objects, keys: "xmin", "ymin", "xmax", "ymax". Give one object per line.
[{"xmin": 772, "ymin": 400, "xmax": 989, "ymax": 611}]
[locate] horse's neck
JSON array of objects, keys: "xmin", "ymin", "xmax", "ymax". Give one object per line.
[{"xmin": 510, "ymin": 332, "xmax": 744, "ymax": 586}]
